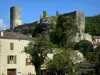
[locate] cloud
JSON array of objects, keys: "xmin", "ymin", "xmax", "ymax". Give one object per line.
[{"xmin": 0, "ymin": 19, "xmax": 7, "ymax": 30}]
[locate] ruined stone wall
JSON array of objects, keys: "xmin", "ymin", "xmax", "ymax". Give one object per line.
[{"xmin": 62, "ymin": 11, "xmax": 85, "ymax": 42}]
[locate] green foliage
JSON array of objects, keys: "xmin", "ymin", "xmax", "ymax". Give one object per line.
[
  {"xmin": 14, "ymin": 21, "xmax": 38, "ymax": 35},
  {"xmin": 50, "ymin": 27, "xmax": 63, "ymax": 45},
  {"xmin": 85, "ymin": 15, "xmax": 100, "ymax": 36},
  {"xmin": 74, "ymin": 40, "xmax": 99, "ymax": 64},
  {"xmin": 57, "ymin": 15, "xmax": 76, "ymax": 30},
  {"xmin": 50, "ymin": 16, "xmax": 58, "ymax": 29},
  {"xmin": 50, "ymin": 15, "xmax": 78, "ymax": 48},
  {"xmin": 74, "ymin": 40, "xmax": 93, "ymax": 56},
  {"xmin": 46, "ymin": 49, "xmax": 73, "ymax": 75},
  {"xmin": 57, "ymin": 15, "xmax": 78, "ymax": 47},
  {"xmin": 94, "ymin": 43, "xmax": 100, "ymax": 63},
  {"xmin": 80, "ymin": 69, "xmax": 95, "ymax": 75},
  {"xmin": 46, "ymin": 48, "xmax": 84, "ymax": 75},
  {"xmin": 24, "ymin": 34, "xmax": 54, "ymax": 75},
  {"xmin": 86, "ymin": 52, "xmax": 98, "ymax": 64}
]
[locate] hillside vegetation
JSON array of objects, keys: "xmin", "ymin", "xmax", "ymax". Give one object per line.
[{"xmin": 85, "ymin": 14, "xmax": 100, "ymax": 36}]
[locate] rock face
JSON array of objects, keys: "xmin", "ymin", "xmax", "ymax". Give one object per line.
[{"xmin": 70, "ymin": 50, "xmax": 85, "ymax": 64}]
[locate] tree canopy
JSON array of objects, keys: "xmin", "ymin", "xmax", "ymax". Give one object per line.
[
  {"xmin": 46, "ymin": 48, "xmax": 85, "ymax": 75},
  {"xmin": 74, "ymin": 40, "xmax": 93, "ymax": 56},
  {"xmin": 46, "ymin": 49, "xmax": 73, "ymax": 75},
  {"xmin": 50, "ymin": 15, "xmax": 78, "ymax": 48},
  {"xmin": 24, "ymin": 35, "xmax": 54, "ymax": 75},
  {"xmin": 85, "ymin": 15, "xmax": 100, "ymax": 36}
]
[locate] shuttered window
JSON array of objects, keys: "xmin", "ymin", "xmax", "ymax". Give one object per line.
[
  {"xmin": 10, "ymin": 42, "xmax": 14, "ymax": 50},
  {"xmin": 26, "ymin": 58, "xmax": 32, "ymax": 66},
  {"xmin": 7, "ymin": 55, "xmax": 16, "ymax": 64}
]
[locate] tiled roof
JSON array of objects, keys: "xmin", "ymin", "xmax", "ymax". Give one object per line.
[
  {"xmin": 93, "ymin": 36, "xmax": 100, "ymax": 39},
  {"xmin": 0, "ymin": 32, "xmax": 33, "ymax": 40}
]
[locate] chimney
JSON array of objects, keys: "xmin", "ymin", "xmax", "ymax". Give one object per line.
[{"xmin": 0, "ymin": 31, "xmax": 3, "ymax": 37}]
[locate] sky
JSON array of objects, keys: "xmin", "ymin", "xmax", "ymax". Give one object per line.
[{"xmin": 0, "ymin": 0, "xmax": 100, "ymax": 30}]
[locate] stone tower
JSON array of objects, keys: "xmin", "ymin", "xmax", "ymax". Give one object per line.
[
  {"xmin": 10, "ymin": 6, "xmax": 22, "ymax": 30},
  {"xmin": 75, "ymin": 11, "xmax": 85, "ymax": 41},
  {"xmin": 61, "ymin": 11, "xmax": 85, "ymax": 42}
]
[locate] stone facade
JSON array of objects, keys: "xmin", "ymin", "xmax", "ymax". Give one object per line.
[
  {"xmin": 40, "ymin": 11, "xmax": 92, "ymax": 43},
  {"xmin": 61, "ymin": 11, "xmax": 85, "ymax": 42},
  {"xmin": 0, "ymin": 32, "xmax": 36, "ymax": 75}
]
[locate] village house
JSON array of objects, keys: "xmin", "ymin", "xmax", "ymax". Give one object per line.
[{"xmin": 0, "ymin": 31, "xmax": 36, "ymax": 75}]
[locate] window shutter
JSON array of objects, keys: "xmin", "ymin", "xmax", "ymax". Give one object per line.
[
  {"xmin": 26, "ymin": 58, "xmax": 28, "ymax": 66},
  {"xmin": 7, "ymin": 56, "xmax": 10, "ymax": 64},
  {"xmin": 14, "ymin": 56, "xmax": 16, "ymax": 64},
  {"xmin": 10, "ymin": 43, "xmax": 14, "ymax": 50}
]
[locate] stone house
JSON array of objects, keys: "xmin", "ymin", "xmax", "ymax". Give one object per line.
[{"xmin": 0, "ymin": 32, "xmax": 36, "ymax": 75}]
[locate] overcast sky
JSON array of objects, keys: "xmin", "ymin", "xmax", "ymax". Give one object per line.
[{"xmin": 0, "ymin": 0, "xmax": 100, "ymax": 30}]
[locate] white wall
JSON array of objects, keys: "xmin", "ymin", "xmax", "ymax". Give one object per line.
[{"xmin": 0, "ymin": 39, "xmax": 36, "ymax": 75}]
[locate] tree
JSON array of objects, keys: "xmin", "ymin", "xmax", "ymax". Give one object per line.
[
  {"xmin": 50, "ymin": 27, "xmax": 63, "ymax": 46},
  {"xmin": 85, "ymin": 52, "xmax": 98, "ymax": 63},
  {"xmin": 50, "ymin": 15, "xmax": 78, "ymax": 48},
  {"xmin": 85, "ymin": 15, "xmax": 100, "ymax": 36},
  {"xmin": 32, "ymin": 23, "xmax": 51, "ymax": 37},
  {"xmin": 46, "ymin": 49, "xmax": 73, "ymax": 75},
  {"xmin": 74, "ymin": 40, "xmax": 93, "ymax": 56},
  {"xmin": 46, "ymin": 48, "xmax": 85, "ymax": 75},
  {"xmin": 24, "ymin": 35, "xmax": 54, "ymax": 75}
]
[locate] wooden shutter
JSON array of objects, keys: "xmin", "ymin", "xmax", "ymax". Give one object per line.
[
  {"xmin": 10, "ymin": 43, "xmax": 14, "ymax": 50},
  {"xmin": 26, "ymin": 58, "xmax": 28, "ymax": 66},
  {"xmin": 14, "ymin": 56, "xmax": 16, "ymax": 64},
  {"xmin": 28, "ymin": 58, "xmax": 32, "ymax": 65},
  {"xmin": 7, "ymin": 56, "xmax": 10, "ymax": 64}
]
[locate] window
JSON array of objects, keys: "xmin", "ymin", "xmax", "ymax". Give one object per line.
[
  {"xmin": 26, "ymin": 58, "xmax": 32, "ymax": 66},
  {"xmin": 28, "ymin": 72, "xmax": 32, "ymax": 75},
  {"xmin": 7, "ymin": 55, "xmax": 16, "ymax": 64},
  {"xmin": 10, "ymin": 42, "xmax": 14, "ymax": 50}
]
